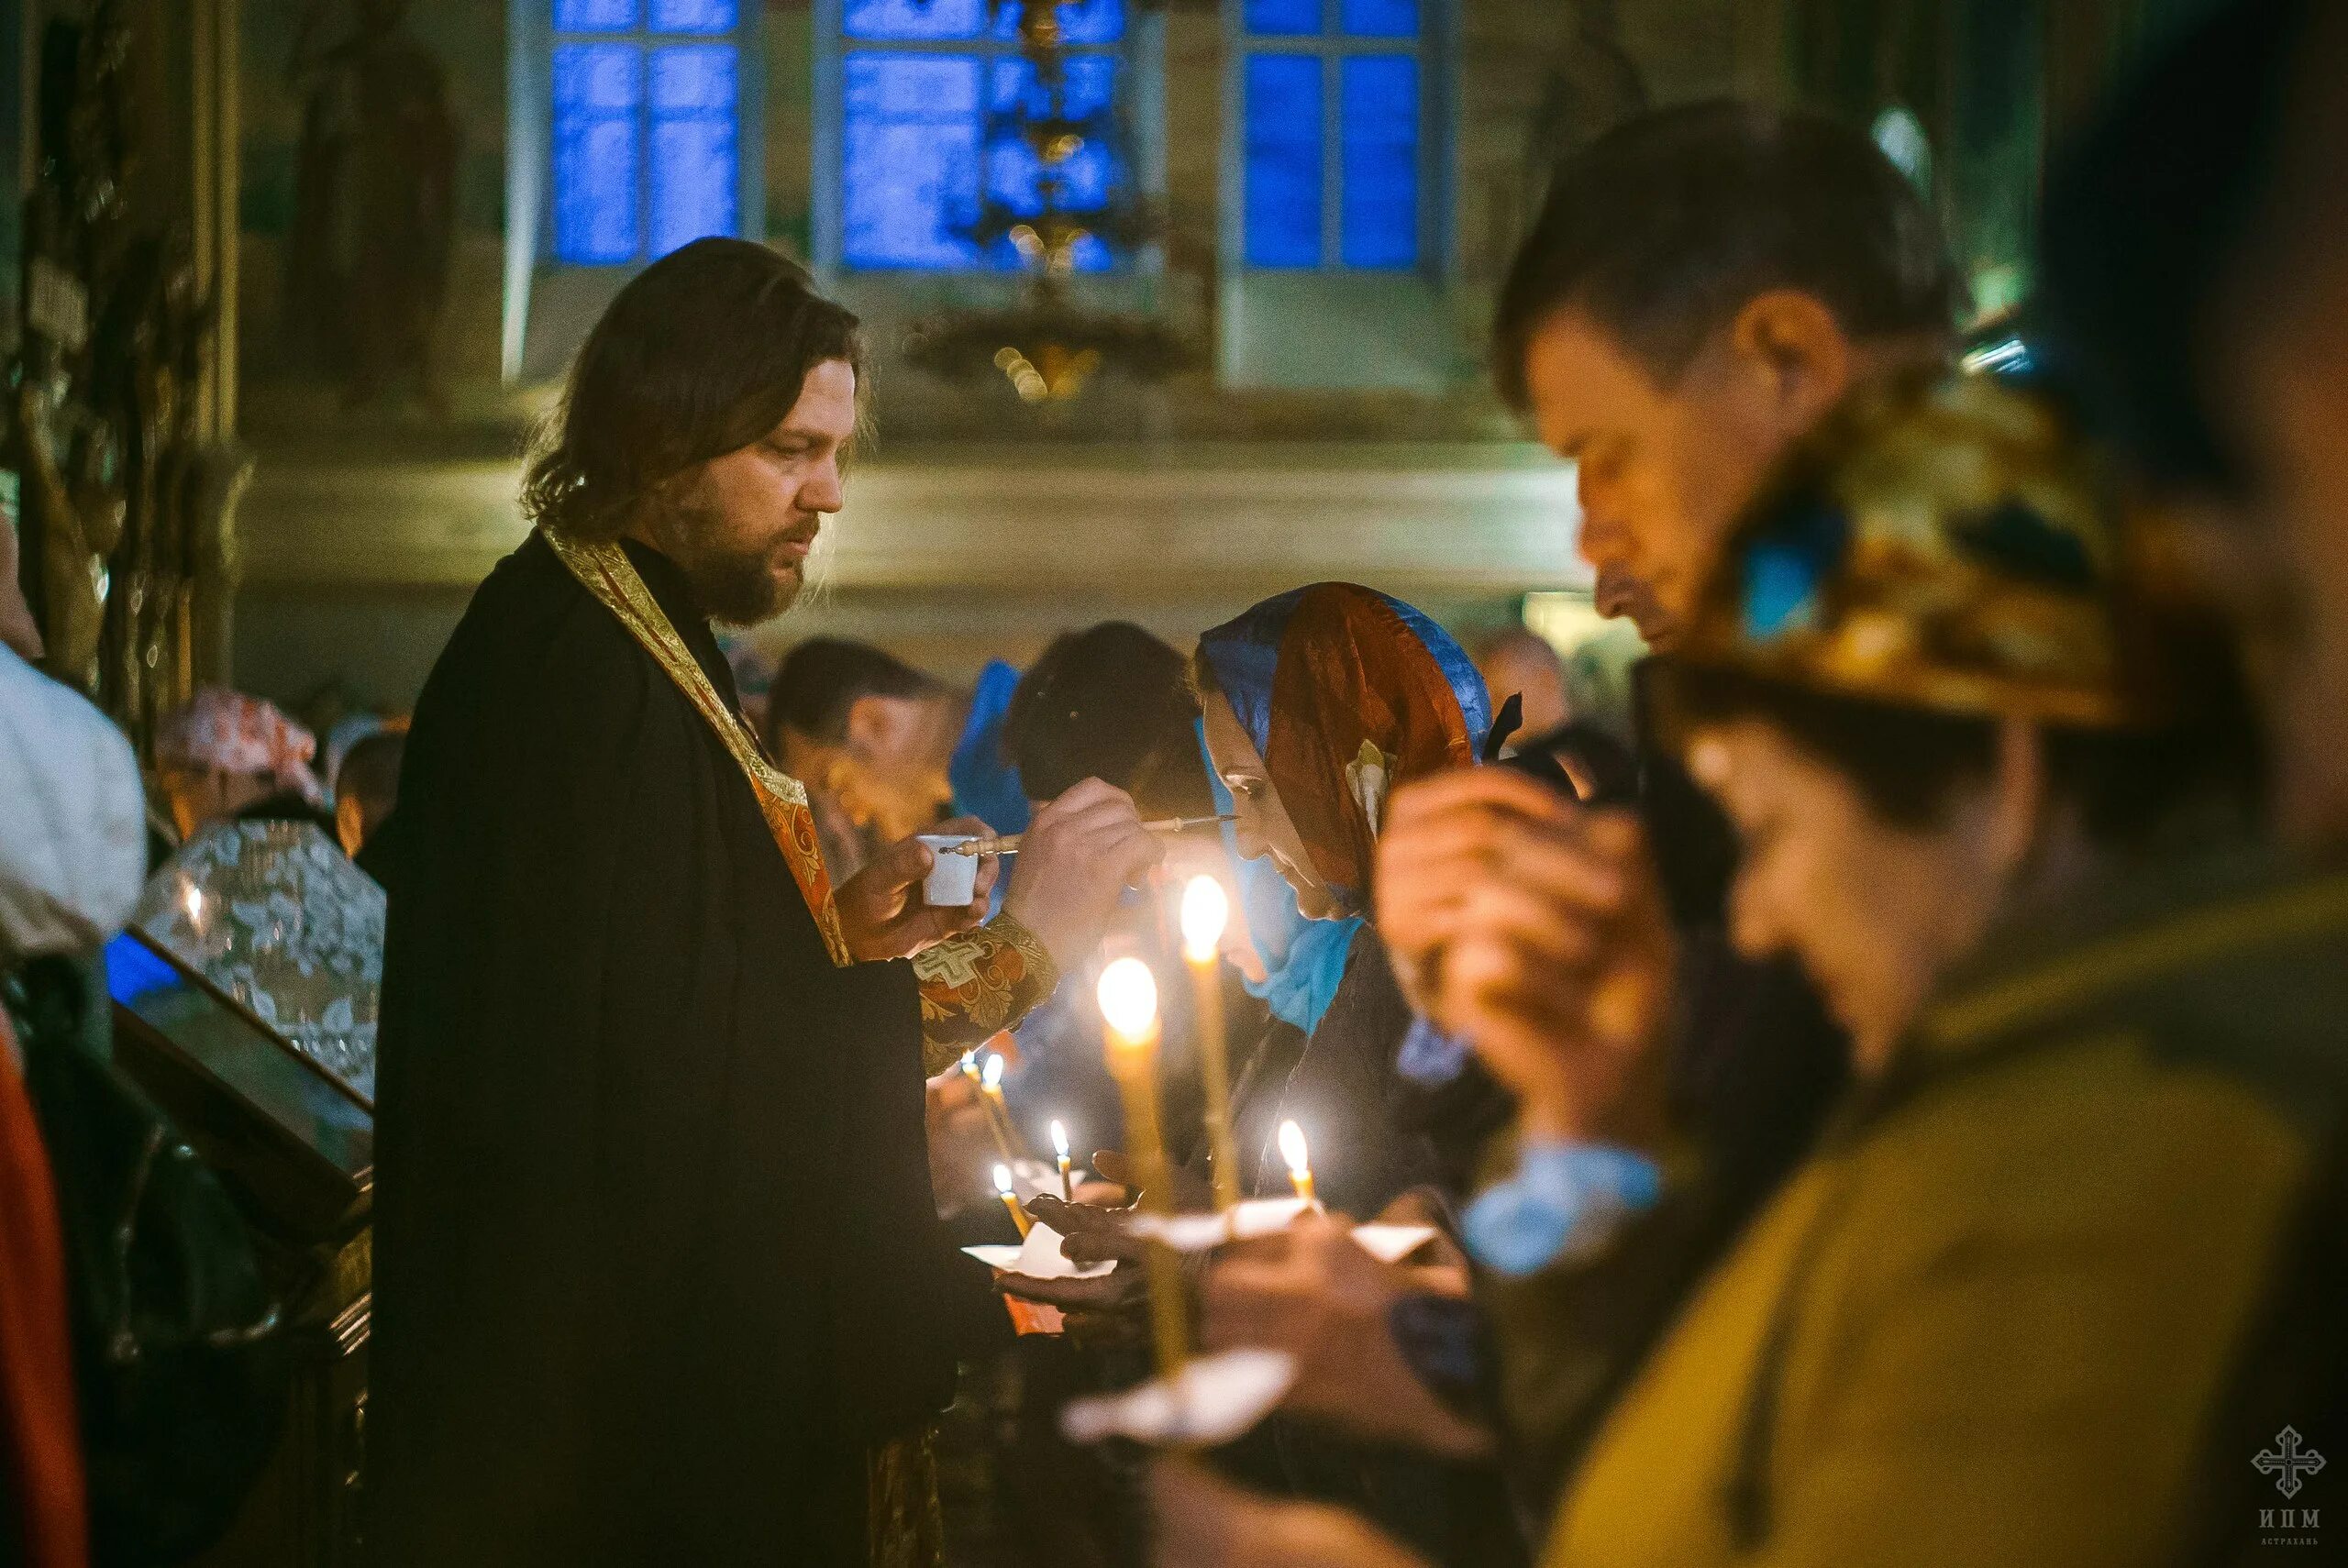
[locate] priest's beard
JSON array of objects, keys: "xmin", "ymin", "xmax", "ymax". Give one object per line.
[{"xmin": 646, "ymin": 495, "xmax": 813, "ymax": 628}]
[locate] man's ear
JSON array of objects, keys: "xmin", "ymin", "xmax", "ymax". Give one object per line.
[{"xmin": 1727, "ymin": 290, "xmax": 1855, "ymax": 438}]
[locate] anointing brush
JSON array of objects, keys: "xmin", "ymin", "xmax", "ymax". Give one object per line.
[{"xmin": 938, "ymin": 814, "xmax": 1237, "ymax": 857}]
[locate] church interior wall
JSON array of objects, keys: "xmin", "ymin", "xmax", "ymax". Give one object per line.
[{"xmin": 220, "ymin": 0, "xmax": 2061, "ymax": 713}]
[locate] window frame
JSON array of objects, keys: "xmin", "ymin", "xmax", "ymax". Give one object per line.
[
  {"xmin": 524, "ymin": 0, "xmax": 769, "ymax": 271},
  {"xmin": 1218, "ymin": 0, "xmax": 1456, "ymax": 279},
  {"xmin": 809, "ymin": 0, "xmax": 1167, "ymax": 279}
]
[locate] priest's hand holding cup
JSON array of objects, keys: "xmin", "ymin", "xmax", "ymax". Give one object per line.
[
  {"xmin": 1376, "ymin": 771, "xmax": 1674, "ymax": 1143},
  {"xmin": 1002, "ymin": 778, "xmax": 1164, "ymax": 971},
  {"xmin": 836, "ymin": 814, "xmax": 1002, "ymax": 962}
]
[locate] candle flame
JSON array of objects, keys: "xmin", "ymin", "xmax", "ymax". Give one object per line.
[
  {"xmin": 1278, "ymin": 1120, "xmax": 1311, "ymax": 1179},
  {"xmin": 980, "ymin": 1052, "xmax": 1005, "ymax": 1090},
  {"xmin": 1097, "ymin": 956, "xmax": 1159, "ymax": 1042},
  {"xmin": 181, "ymin": 882, "xmax": 204, "ymax": 924},
  {"xmin": 1179, "ymin": 875, "xmax": 1229, "ymax": 963},
  {"xmin": 1050, "ymin": 1119, "xmax": 1070, "ymax": 1160},
  {"xmin": 993, "ymin": 1163, "xmax": 1016, "ymax": 1197},
  {"xmin": 958, "ymin": 1050, "xmax": 980, "ymax": 1078}
]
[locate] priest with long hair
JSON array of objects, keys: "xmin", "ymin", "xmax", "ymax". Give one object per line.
[{"xmin": 368, "ymin": 238, "xmax": 1161, "ymax": 1567}]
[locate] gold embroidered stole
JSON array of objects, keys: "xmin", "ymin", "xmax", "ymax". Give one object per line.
[{"xmin": 541, "ymin": 528, "xmax": 854, "ymax": 966}]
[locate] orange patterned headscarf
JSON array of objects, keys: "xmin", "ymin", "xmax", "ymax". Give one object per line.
[{"xmin": 1199, "ymin": 583, "xmax": 1490, "ymax": 911}]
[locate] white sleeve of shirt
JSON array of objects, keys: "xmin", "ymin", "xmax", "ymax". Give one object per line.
[{"xmin": 0, "ymin": 645, "xmax": 148, "ymax": 963}]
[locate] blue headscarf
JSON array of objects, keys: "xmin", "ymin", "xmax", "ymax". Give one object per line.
[
  {"xmin": 948, "ymin": 659, "xmax": 1030, "ymax": 835},
  {"xmin": 1195, "ymin": 583, "xmax": 1490, "ymax": 911},
  {"xmin": 1201, "ymin": 722, "xmax": 1361, "ymax": 1034}
]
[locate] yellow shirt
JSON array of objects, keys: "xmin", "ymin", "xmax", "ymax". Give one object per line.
[{"xmin": 1546, "ymin": 861, "xmax": 2348, "ymax": 1568}]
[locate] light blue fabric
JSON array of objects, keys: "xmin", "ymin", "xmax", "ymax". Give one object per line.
[
  {"xmin": 948, "ymin": 659, "xmax": 1030, "ymax": 835},
  {"xmin": 1201, "ymin": 720, "xmax": 1361, "ymax": 1035},
  {"xmin": 1381, "ymin": 594, "xmax": 1493, "ymax": 758},
  {"xmin": 1195, "ymin": 590, "xmax": 1297, "ymax": 765},
  {"xmin": 1255, "ymin": 902, "xmax": 1364, "ymax": 1036},
  {"xmin": 1394, "ymin": 1014, "xmax": 1470, "ymax": 1086},
  {"xmin": 1461, "ymin": 1137, "xmax": 1663, "ymax": 1277}
]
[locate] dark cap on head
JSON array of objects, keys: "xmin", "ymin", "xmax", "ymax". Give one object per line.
[
  {"xmin": 768, "ymin": 637, "xmax": 940, "ymax": 748},
  {"xmin": 1492, "ymin": 100, "xmax": 1962, "ymax": 405},
  {"xmin": 1003, "ymin": 622, "xmax": 1209, "ymax": 816}
]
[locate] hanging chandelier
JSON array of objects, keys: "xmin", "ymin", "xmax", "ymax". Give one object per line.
[{"xmin": 901, "ymin": 0, "xmax": 1193, "ymax": 403}]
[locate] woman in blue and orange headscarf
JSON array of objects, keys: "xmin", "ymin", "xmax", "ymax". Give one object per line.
[{"xmin": 1194, "ymin": 582, "xmax": 1491, "ymax": 1219}]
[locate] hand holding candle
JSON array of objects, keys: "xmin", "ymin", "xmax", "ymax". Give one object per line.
[
  {"xmin": 994, "ymin": 1163, "xmax": 1033, "ymax": 1238},
  {"xmin": 1100, "ymin": 957, "xmax": 1190, "ymax": 1377},
  {"xmin": 1279, "ymin": 1120, "xmax": 1317, "ymax": 1207},
  {"xmin": 1050, "ymin": 1119, "xmax": 1074, "ymax": 1202},
  {"xmin": 1180, "ymin": 875, "xmax": 1242, "ymax": 1211}
]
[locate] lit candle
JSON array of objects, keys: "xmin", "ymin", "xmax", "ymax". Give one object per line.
[
  {"xmin": 1180, "ymin": 875, "xmax": 1241, "ymax": 1212},
  {"xmin": 1099, "ymin": 956, "xmax": 1188, "ymax": 1376},
  {"xmin": 977, "ymin": 1050, "xmax": 1024, "ymax": 1165},
  {"xmin": 1279, "ymin": 1120, "xmax": 1316, "ymax": 1207},
  {"xmin": 993, "ymin": 1163, "xmax": 1032, "ymax": 1238},
  {"xmin": 1050, "ymin": 1119, "xmax": 1074, "ymax": 1202}
]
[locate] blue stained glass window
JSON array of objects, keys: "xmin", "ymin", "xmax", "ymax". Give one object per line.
[
  {"xmin": 988, "ymin": 0, "xmax": 1125, "ymax": 45},
  {"xmin": 554, "ymin": 43, "xmax": 643, "ymax": 262},
  {"xmin": 1339, "ymin": 0, "xmax": 1415, "ymax": 36},
  {"xmin": 648, "ymin": 45, "xmax": 738, "ymax": 255},
  {"xmin": 990, "ymin": 50, "xmax": 1117, "ymax": 127},
  {"xmin": 838, "ymin": 0, "xmax": 1128, "ymax": 271},
  {"xmin": 551, "ymin": 3, "xmax": 744, "ymax": 265},
  {"xmin": 1238, "ymin": 0, "xmax": 1424, "ymax": 271},
  {"xmin": 649, "ymin": 0, "xmax": 737, "ymax": 30},
  {"xmin": 1245, "ymin": 0, "xmax": 1322, "ymax": 35},
  {"xmin": 1339, "ymin": 54, "xmax": 1415, "ymax": 265},
  {"xmin": 844, "ymin": 0, "xmax": 1124, "ymax": 44},
  {"xmin": 843, "ymin": 54, "xmax": 984, "ymax": 268},
  {"xmin": 981, "ymin": 55, "xmax": 1118, "ymax": 270},
  {"xmin": 1244, "ymin": 54, "xmax": 1324, "ymax": 267},
  {"xmin": 844, "ymin": 0, "xmax": 986, "ymax": 40},
  {"xmin": 556, "ymin": 0, "xmax": 638, "ymax": 30}
]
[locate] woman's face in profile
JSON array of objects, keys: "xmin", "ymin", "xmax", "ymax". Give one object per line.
[
  {"xmin": 1201, "ymin": 688, "xmax": 1343, "ymax": 921},
  {"xmin": 1687, "ymin": 715, "xmax": 1996, "ymax": 1070}
]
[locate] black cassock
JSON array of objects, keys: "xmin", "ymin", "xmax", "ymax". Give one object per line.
[{"xmin": 370, "ymin": 534, "xmax": 996, "ymax": 1566}]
